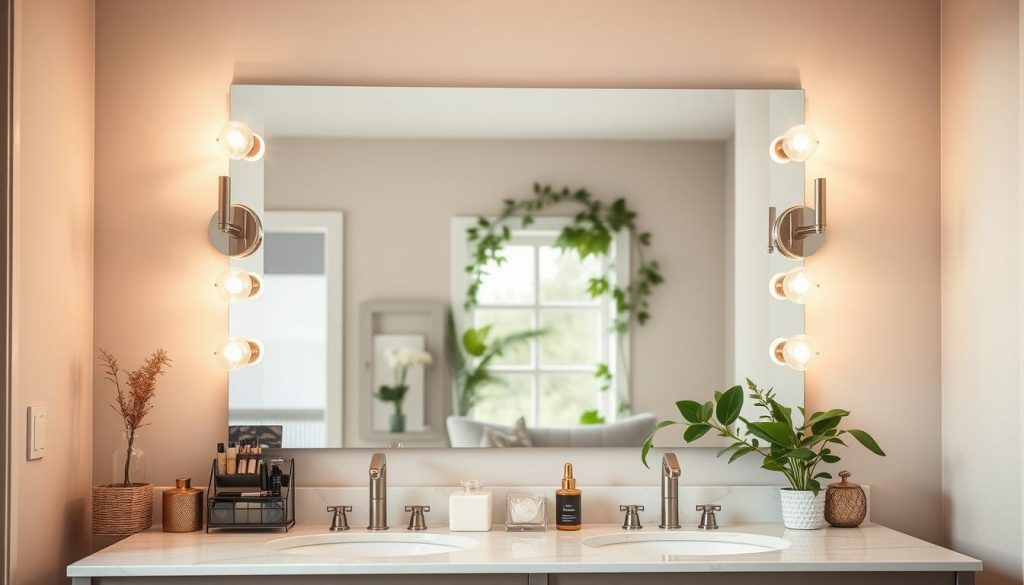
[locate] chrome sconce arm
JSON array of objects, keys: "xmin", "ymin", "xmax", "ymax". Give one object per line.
[
  {"xmin": 208, "ymin": 175, "xmax": 263, "ymax": 258},
  {"xmin": 768, "ymin": 177, "xmax": 827, "ymax": 259}
]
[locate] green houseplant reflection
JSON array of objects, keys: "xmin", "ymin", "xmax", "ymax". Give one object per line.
[{"xmin": 445, "ymin": 311, "xmax": 546, "ymax": 417}]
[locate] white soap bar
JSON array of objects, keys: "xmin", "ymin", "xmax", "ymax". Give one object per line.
[{"xmin": 449, "ymin": 489, "xmax": 492, "ymax": 531}]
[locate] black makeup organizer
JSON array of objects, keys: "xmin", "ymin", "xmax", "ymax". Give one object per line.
[{"xmin": 206, "ymin": 457, "xmax": 295, "ymax": 532}]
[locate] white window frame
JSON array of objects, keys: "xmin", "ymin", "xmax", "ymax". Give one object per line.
[
  {"xmin": 248, "ymin": 211, "xmax": 344, "ymax": 446},
  {"xmin": 451, "ymin": 216, "xmax": 630, "ymax": 425}
]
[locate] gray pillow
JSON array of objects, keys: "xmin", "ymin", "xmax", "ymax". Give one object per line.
[{"xmin": 479, "ymin": 416, "xmax": 533, "ymax": 447}]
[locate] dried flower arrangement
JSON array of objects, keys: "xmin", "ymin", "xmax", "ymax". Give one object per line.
[{"xmin": 99, "ymin": 348, "xmax": 171, "ymax": 487}]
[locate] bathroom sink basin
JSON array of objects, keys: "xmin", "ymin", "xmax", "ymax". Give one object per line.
[
  {"xmin": 582, "ymin": 531, "xmax": 790, "ymax": 556},
  {"xmin": 266, "ymin": 532, "xmax": 479, "ymax": 558}
]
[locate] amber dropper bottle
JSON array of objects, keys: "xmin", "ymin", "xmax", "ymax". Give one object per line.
[{"xmin": 555, "ymin": 462, "xmax": 582, "ymax": 531}]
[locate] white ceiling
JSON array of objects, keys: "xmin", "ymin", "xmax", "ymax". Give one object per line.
[{"xmin": 254, "ymin": 86, "xmax": 743, "ymax": 141}]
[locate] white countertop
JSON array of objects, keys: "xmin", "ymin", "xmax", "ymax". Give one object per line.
[{"xmin": 68, "ymin": 522, "xmax": 981, "ymax": 577}]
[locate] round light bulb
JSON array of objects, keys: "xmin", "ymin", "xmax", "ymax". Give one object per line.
[
  {"xmin": 244, "ymin": 133, "xmax": 265, "ymax": 161},
  {"xmin": 781, "ymin": 267, "xmax": 817, "ymax": 304},
  {"xmin": 215, "ymin": 267, "xmax": 262, "ymax": 302},
  {"xmin": 768, "ymin": 136, "xmax": 790, "ymax": 164},
  {"xmin": 769, "ymin": 272, "xmax": 788, "ymax": 300},
  {"xmin": 217, "ymin": 122, "xmax": 264, "ymax": 161},
  {"xmin": 781, "ymin": 124, "xmax": 820, "ymax": 162},
  {"xmin": 216, "ymin": 337, "xmax": 263, "ymax": 370},
  {"xmin": 769, "ymin": 335, "xmax": 820, "ymax": 371}
]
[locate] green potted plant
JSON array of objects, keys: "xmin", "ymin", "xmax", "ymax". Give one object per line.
[
  {"xmin": 642, "ymin": 379, "xmax": 885, "ymax": 530},
  {"xmin": 374, "ymin": 347, "xmax": 432, "ymax": 433}
]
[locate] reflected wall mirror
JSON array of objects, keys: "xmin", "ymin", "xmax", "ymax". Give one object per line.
[{"xmin": 225, "ymin": 86, "xmax": 806, "ymax": 448}]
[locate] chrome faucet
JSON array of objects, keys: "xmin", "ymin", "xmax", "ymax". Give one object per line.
[
  {"xmin": 368, "ymin": 452, "xmax": 388, "ymax": 530},
  {"xmin": 659, "ymin": 453, "xmax": 681, "ymax": 529}
]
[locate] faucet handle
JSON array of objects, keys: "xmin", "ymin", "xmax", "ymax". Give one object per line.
[
  {"xmin": 405, "ymin": 505, "xmax": 430, "ymax": 531},
  {"xmin": 619, "ymin": 504, "xmax": 645, "ymax": 530},
  {"xmin": 696, "ymin": 504, "xmax": 721, "ymax": 530},
  {"xmin": 327, "ymin": 505, "xmax": 352, "ymax": 531}
]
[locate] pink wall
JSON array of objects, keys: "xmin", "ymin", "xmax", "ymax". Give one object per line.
[
  {"xmin": 11, "ymin": 0, "xmax": 95, "ymax": 582},
  {"xmin": 940, "ymin": 1, "xmax": 1022, "ymax": 584},
  {"xmin": 94, "ymin": 0, "xmax": 942, "ymax": 542}
]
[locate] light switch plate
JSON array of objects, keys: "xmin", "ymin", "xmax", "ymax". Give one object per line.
[{"xmin": 27, "ymin": 404, "xmax": 46, "ymax": 460}]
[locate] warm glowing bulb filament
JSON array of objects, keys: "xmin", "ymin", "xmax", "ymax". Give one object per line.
[{"xmin": 215, "ymin": 267, "xmax": 262, "ymax": 302}]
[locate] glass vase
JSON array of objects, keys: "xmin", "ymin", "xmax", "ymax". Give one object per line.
[
  {"xmin": 390, "ymin": 412, "xmax": 406, "ymax": 433},
  {"xmin": 112, "ymin": 430, "xmax": 147, "ymax": 487}
]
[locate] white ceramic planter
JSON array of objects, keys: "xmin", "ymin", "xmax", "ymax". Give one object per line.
[{"xmin": 780, "ymin": 489, "xmax": 826, "ymax": 530}]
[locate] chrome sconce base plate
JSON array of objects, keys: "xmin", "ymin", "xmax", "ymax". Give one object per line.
[
  {"xmin": 208, "ymin": 205, "xmax": 263, "ymax": 258},
  {"xmin": 773, "ymin": 206, "xmax": 824, "ymax": 259}
]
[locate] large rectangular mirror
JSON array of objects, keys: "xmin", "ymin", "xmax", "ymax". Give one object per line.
[{"xmin": 226, "ymin": 86, "xmax": 805, "ymax": 448}]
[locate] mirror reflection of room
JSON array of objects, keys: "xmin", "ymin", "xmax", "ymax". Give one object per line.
[{"xmin": 226, "ymin": 87, "xmax": 805, "ymax": 448}]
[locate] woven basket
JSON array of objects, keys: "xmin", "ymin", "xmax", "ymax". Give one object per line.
[{"xmin": 92, "ymin": 483, "xmax": 153, "ymax": 535}]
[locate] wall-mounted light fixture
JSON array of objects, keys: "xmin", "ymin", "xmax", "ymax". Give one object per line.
[
  {"xmin": 769, "ymin": 267, "xmax": 818, "ymax": 304},
  {"xmin": 215, "ymin": 267, "xmax": 263, "ymax": 302},
  {"xmin": 768, "ymin": 177, "xmax": 827, "ymax": 259},
  {"xmin": 769, "ymin": 124, "xmax": 819, "ymax": 164},
  {"xmin": 216, "ymin": 337, "xmax": 263, "ymax": 371},
  {"xmin": 217, "ymin": 121, "xmax": 265, "ymax": 161},
  {"xmin": 769, "ymin": 335, "xmax": 820, "ymax": 371},
  {"xmin": 208, "ymin": 176, "xmax": 263, "ymax": 258}
]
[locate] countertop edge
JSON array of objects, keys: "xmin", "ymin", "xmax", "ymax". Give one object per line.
[{"xmin": 67, "ymin": 560, "xmax": 985, "ymax": 577}]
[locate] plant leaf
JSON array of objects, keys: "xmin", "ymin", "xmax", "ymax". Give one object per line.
[
  {"xmin": 847, "ymin": 429, "xmax": 886, "ymax": 456},
  {"xmin": 799, "ymin": 434, "xmax": 831, "ymax": 448},
  {"xmin": 462, "ymin": 326, "xmax": 491, "ymax": 357},
  {"xmin": 770, "ymin": 401, "xmax": 793, "ymax": 427},
  {"xmin": 675, "ymin": 400, "xmax": 704, "ymax": 424},
  {"xmin": 807, "ymin": 479, "xmax": 822, "ymax": 495},
  {"xmin": 806, "ymin": 409, "xmax": 850, "ymax": 434},
  {"xmin": 640, "ymin": 420, "xmax": 678, "ymax": 467},
  {"xmin": 728, "ymin": 446, "xmax": 756, "ymax": 463},
  {"xmin": 802, "ymin": 409, "xmax": 850, "ymax": 429},
  {"xmin": 814, "ymin": 472, "xmax": 833, "ymax": 480},
  {"xmin": 640, "ymin": 435, "xmax": 654, "ymax": 468},
  {"xmin": 715, "ymin": 385, "xmax": 744, "ymax": 426},
  {"xmin": 700, "ymin": 401, "xmax": 714, "ymax": 422},
  {"xmin": 716, "ymin": 441, "xmax": 745, "ymax": 458},
  {"xmin": 783, "ymin": 448, "xmax": 815, "ymax": 460},
  {"xmin": 746, "ymin": 421, "xmax": 796, "ymax": 447},
  {"xmin": 578, "ymin": 410, "xmax": 605, "ymax": 425},
  {"xmin": 683, "ymin": 423, "xmax": 712, "ymax": 443}
]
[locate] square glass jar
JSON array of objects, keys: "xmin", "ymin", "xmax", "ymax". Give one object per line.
[{"xmin": 505, "ymin": 492, "xmax": 546, "ymax": 532}]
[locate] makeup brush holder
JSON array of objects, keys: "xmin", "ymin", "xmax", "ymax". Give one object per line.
[{"xmin": 206, "ymin": 457, "xmax": 295, "ymax": 532}]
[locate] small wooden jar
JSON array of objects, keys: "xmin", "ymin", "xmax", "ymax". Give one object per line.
[
  {"xmin": 824, "ymin": 470, "xmax": 867, "ymax": 528},
  {"xmin": 162, "ymin": 478, "xmax": 203, "ymax": 532}
]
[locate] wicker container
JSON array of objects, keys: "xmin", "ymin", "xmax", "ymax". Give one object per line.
[
  {"xmin": 825, "ymin": 470, "xmax": 867, "ymax": 527},
  {"xmin": 162, "ymin": 478, "xmax": 203, "ymax": 533},
  {"xmin": 92, "ymin": 483, "xmax": 153, "ymax": 535}
]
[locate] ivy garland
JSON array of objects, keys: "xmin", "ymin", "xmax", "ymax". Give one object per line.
[{"xmin": 463, "ymin": 182, "xmax": 664, "ymax": 347}]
